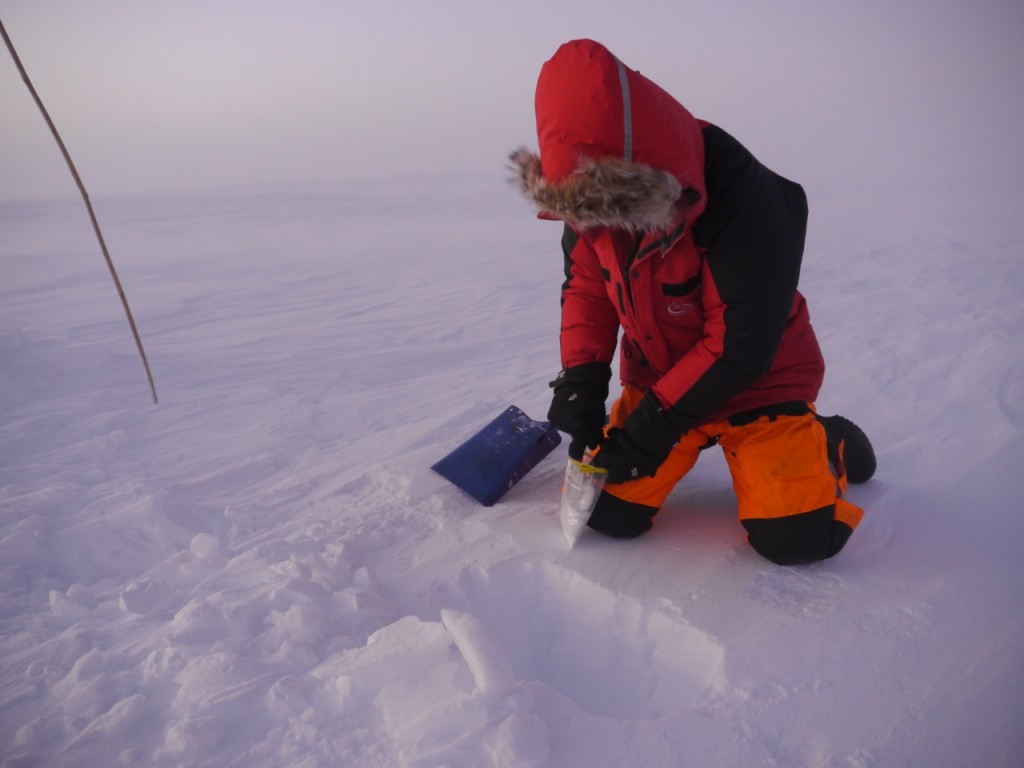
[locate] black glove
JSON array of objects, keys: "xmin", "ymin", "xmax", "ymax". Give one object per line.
[
  {"xmin": 591, "ymin": 391, "xmax": 682, "ymax": 484},
  {"xmin": 547, "ymin": 362, "xmax": 611, "ymax": 460}
]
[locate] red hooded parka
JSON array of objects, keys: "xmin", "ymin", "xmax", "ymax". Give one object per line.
[{"xmin": 513, "ymin": 39, "xmax": 825, "ymax": 431}]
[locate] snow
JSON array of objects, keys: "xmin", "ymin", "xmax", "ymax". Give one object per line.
[{"xmin": 2, "ymin": 170, "xmax": 1023, "ymax": 767}]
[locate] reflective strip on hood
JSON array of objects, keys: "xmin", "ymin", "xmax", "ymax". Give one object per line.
[{"xmin": 617, "ymin": 59, "xmax": 633, "ymax": 162}]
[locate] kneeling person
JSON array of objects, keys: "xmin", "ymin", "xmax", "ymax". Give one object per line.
[{"xmin": 512, "ymin": 39, "xmax": 875, "ymax": 564}]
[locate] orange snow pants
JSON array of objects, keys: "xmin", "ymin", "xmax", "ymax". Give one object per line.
[{"xmin": 590, "ymin": 385, "xmax": 865, "ymax": 564}]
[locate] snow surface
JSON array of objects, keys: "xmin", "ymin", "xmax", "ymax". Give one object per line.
[{"xmin": 2, "ymin": 172, "xmax": 1023, "ymax": 767}]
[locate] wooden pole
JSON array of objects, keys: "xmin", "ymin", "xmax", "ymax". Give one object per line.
[{"xmin": 1, "ymin": 17, "xmax": 159, "ymax": 404}]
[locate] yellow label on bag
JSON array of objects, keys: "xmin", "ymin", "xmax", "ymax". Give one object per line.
[{"xmin": 568, "ymin": 457, "xmax": 609, "ymax": 475}]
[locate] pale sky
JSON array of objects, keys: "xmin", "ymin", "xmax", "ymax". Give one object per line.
[{"xmin": 2, "ymin": 0, "xmax": 1022, "ymax": 201}]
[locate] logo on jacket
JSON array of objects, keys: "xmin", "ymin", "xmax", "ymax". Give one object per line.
[{"xmin": 667, "ymin": 301, "xmax": 693, "ymax": 316}]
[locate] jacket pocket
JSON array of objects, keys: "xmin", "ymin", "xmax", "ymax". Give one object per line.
[{"xmin": 662, "ymin": 275, "xmax": 701, "ymax": 297}]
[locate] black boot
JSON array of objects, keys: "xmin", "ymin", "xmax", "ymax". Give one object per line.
[{"xmin": 817, "ymin": 414, "xmax": 876, "ymax": 483}]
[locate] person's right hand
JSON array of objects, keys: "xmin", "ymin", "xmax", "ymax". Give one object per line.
[{"xmin": 546, "ymin": 362, "xmax": 611, "ymax": 460}]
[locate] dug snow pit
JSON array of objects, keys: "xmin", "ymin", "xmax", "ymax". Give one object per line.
[
  {"xmin": 448, "ymin": 559, "xmax": 726, "ymax": 719},
  {"xmin": 308, "ymin": 615, "xmax": 488, "ymax": 760}
]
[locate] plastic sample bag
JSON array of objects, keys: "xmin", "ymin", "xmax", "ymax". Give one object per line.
[{"xmin": 558, "ymin": 454, "xmax": 607, "ymax": 548}]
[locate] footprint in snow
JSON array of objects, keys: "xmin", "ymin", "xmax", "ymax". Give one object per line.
[{"xmin": 744, "ymin": 568, "xmax": 846, "ymax": 617}]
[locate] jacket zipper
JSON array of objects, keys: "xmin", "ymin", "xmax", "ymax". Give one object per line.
[{"xmin": 619, "ymin": 222, "xmax": 691, "ymax": 371}]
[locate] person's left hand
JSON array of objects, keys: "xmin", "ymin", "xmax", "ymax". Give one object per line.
[{"xmin": 591, "ymin": 392, "xmax": 681, "ymax": 484}]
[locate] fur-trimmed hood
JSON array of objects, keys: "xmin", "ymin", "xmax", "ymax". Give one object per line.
[
  {"xmin": 509, "ymin": 148, "xmax": 690, "ymax": 232},
  {"xmin": 511, "ymin": 39, "xmax": 706, "ymax": 232}
]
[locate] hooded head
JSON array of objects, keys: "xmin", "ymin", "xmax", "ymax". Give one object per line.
[{"xmin": 510, "ymin": 39, "xmax": 706, "ymax": 232}]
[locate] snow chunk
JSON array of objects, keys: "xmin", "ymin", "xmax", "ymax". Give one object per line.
[
  {"xmin": 441, "ymin": 608, "xmax": 515, "ymax": 698},
  {"xmin": 484, "ymin": 712, "xmax": 550, "ymax": 768},
  {"xmin": 189, "ymin": 532, "xmax": 221, "ymax": 559}
]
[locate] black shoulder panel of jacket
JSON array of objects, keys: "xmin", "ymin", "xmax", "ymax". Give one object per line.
[
  {"xmin": 665, "ymin": 125, "xmax": 810, "ymax": 427},
  {"xmin": 693, "ymin": 124, "xmax": 808, "ymax": 266}
]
